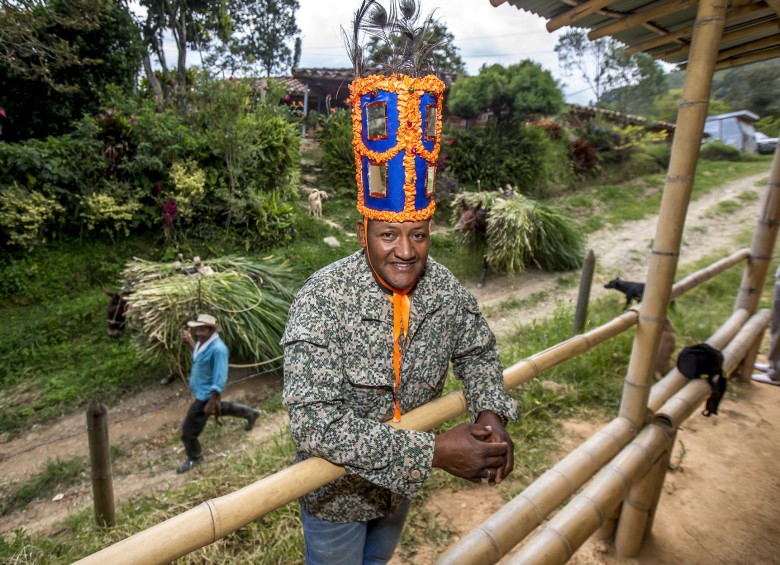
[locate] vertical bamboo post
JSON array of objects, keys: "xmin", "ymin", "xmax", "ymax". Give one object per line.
[
  {"xmin": 734, "ymin": 146, "xmax": 780, "ymax": 314},
  {"xmin": 644, "ymin": 431, "xmax": 678, "ymax": 537},
  {"xmin": 618, "ymin": 0, "xmax": 727, "ymax": 428},
  {"xmin": 573, "ymin": 249, "xmax": 596, "ymax": 334},
  {"xmin": 614, "ymin": 431, "xmax": 676, "ymax": 557},
  {"xmin": 615, "ymin": 0, "xmax": 727, "ymax": 554},
  {"xmin": 87, "ymin": 397, "xmax": 115, "ymax": 528},
  {"xmin": 738, "ymin": 327, "xmax": 766, "ymax": 383}
]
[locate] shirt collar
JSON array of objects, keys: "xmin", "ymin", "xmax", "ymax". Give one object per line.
[{"xmin": 193, "ymin": 332, "xmax": 219, "ymax": 360}]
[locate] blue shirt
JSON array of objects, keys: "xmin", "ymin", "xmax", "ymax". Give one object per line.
[{"xmin": 189, "ymin": 335, "xmax": 229, "ymax": 401}]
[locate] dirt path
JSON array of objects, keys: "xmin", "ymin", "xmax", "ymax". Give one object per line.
[{"xmin": 2, "ymin": 171, "xmax": 778, "ymax": 564}]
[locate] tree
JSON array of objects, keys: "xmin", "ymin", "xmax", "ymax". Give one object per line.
[
  {"xmin": 714, "ymin": 62, "xmax": 780, "ymax": 118},
  {"xmin": 601, "ymin": 52, "xmax": 667, "ymax": 117},
  {"xmin": 136, "ymin": 0, "xmax": 232, "ymax": 97},
  {"xmin": 0, "ymin": 0, "xmax": 143, "ymax": 140},
  {"xmin": 447, "ymin": 61, "xmax": 565, "ymax": 123},
  {"xmin": 556, "ymin": 30, "xmax": 669, "ymax": 116},
  {"xmin": 365, "ymin": 21, "xmax": 466, "ymax": 76},
  {"xmin": 203, "ymin": 0, "xmax": 300, "ymax": 78},
  {"xmin": 555, "ymin": 29, "xmax": 612, "ymax": 105}
]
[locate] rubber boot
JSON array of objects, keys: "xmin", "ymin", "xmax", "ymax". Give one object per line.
[
  {"xmin": 221, "ymin": 402, "xmax": 261, "ymax": 431},
  {"xmin": 176, "ymin": 440, "xmax": 203, "ymax": 473}
]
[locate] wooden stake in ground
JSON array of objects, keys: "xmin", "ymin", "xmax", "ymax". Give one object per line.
[{"xmin": 86, "ymin": 397, "xmax": 115, "ymax": 528}]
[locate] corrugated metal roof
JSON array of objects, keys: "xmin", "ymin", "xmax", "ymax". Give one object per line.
[{"xmin": 493, "ymin": 0, "xmax": 780, "ymax": 70}]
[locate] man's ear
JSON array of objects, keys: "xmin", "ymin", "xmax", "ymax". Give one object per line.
[{"xmin": 356, "ymin": 219, "xmax": 367, "ymax": 248}]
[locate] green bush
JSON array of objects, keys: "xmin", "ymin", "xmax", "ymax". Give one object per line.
[
  {"xmin": 320, "ymin": 110, "xmax": 356, "ymax": 194},
  {"xmin": 643, "ymin": 142, "xmax": 672, "ymax": 169},
  {"xmin": 0, "ymin": 77, "xmax": 302, "ymax": 252},
  {"xmin": 699, "ymin": 140, "xmax": 744, "ymax": 161},
  {"xmin": 442, "ymin": 122, "xmax": 573, "ymax": 199}
]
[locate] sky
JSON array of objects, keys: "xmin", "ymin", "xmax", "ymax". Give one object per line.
[
  {"xmin": 295, "ymin": 0, "xmax": 593, "ymax": 104},
  {"xmin": 134, "ymin": 0, "xmax": 595, "ymax": 105}
]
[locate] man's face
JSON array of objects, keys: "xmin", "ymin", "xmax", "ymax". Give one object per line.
[
  {"xmin": 194, "ymin": 326, "xmax": 215, "ymax": 343},
  {"xmin": 357, "ymin": 219, "xmax": 431, "ymax": 290}
]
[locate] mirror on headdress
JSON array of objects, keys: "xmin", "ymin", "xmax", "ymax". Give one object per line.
[
  {"xmin": 425, "ymin": 104, "xmax": 437, "ymax": 141},
  {"xmin": 426, "ymin": 164, "xmax": 436, "ymax": 197},
  {"xmin": 368, "ymin": 162, "xmax": 388, "ymax": 196},
  {"xmin": 366, "ymin": 102, "xmax": 388, "ymax": 140}
]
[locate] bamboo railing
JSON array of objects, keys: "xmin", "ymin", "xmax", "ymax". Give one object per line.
[
  {"xmin": 501, "ymin": 310, "xmax": 771, "ymax": 565},
  {"xmin": 434, "ymin": 307, "xmax": 755, "ymax": 565},
  {"xmin": 74, "ymin": 245, "xmax": 753, "ymax": 564}
]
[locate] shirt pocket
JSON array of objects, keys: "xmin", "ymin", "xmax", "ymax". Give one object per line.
[{"xmin": 342, "ymin": 321, "xmax": 396, "ymax": 420}]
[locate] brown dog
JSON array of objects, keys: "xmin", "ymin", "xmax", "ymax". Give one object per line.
[{"xmin": 307, "ymin": 189, "xmax": 328, "ymax": 219}]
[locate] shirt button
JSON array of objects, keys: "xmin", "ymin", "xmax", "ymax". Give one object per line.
[{"xmin": 411, "ymin": 469, "xmax": 421, "ymax": 480}]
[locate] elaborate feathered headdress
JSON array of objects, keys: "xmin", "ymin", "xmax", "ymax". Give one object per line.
[{"xmin": 344, "ymin": 0, "xmax": 445, "ymax": 223}]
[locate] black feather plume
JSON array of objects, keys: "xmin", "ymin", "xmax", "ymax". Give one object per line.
[{"xmin": 342, "ymin": 0, "xmax": 443, "ymax": 78}]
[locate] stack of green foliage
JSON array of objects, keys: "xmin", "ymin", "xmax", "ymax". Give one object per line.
[
  {"xmin": 122, "ymin": 256, "xmax": 294, "ymax": 378},
  {"xmin": 455, "ymin": 192, "xmax": 585, "ymax": 273}
]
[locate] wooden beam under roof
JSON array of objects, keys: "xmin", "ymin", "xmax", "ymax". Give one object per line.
[
  {"xmin": 588, "ymin": 0, "xmax": 698, "ymax": 40},
  {"xmin": 714, "ymin": 32, "xmax": 780, "ymax": 59},
  {"xmin": 657, "ymin": 19, "xmax": 780, "ymax": 60},
  {"xmin": 623, "ymin": 2, "xmax": 772, "ymax": 55},
  {"xmin": 547, "ymin": 0, "xmax": 616, "ymax": 32},
  {"xmin": 709, "ymin": 45, "xmax": 780, "ymax": 68},
  {"xmin": 765, "ymin": 0, "xmax": 780, "ymax": 16}
]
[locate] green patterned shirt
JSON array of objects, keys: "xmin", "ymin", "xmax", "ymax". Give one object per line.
[{"xmin": 282, "ymin": 250, "xmax": 519, "ymax": 522}]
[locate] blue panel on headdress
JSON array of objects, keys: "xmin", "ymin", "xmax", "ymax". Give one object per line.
[
  {"xmin": 414, "ymin": 156, "xmax": 433, "ymax": 211},
  {"xmin": 420, "ymin": 92, "xmax": 437, "ymax": 153},
  {"xmin": 361, "ymin": 91, "xmax": 399, "ymax": 153},
  {"xmin": 362, "ymin": 154, "xmax": 406, "ymax": 213}
]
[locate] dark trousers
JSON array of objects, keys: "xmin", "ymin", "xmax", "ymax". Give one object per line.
[
  {"xmin": 181, "ymin": 399, "xmax": 209, "ymax": 459},
  {"xmin": 181, "ymin": 399, "xmax": 254, "ymax": 459}
]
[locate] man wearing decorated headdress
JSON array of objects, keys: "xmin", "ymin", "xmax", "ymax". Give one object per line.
[{"xmin": 282, "ymin": 2, "xmax": 520, "ymax": 563}]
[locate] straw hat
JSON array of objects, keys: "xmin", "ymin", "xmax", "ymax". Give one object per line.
[{"xmin": 187, "ymin": 314, "xmax": 217, "ymax": 328}]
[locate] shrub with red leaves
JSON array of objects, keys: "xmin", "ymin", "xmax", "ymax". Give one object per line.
[
  {"xmin": 570, "ymin": 137, "xmax": 599, "ymax": 175},
  {"xmin": 533, "ymin": 118, "xmax": 562, "ymax": 139}
]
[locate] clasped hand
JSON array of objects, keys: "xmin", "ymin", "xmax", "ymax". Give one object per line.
[{"xmin": 432, "ymin": 412, "xmax": 514, "ymax": 486}]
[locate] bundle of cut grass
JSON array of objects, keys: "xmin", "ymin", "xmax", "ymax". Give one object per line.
[
  {"xmin": 121, "ymin": 256, "xmax": 294, "ymax": 378},
  {"xmin": 454, "ymin": 191, "xmax": 585, "ymax": 273}
]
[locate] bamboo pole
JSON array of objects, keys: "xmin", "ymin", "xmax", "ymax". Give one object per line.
[
  {"xmin": 436, "ymin": 305, "xmax": 749, "ymax": 565},
  {"xmin": 437, "ymin": 417, "xmax": 637, "ymax": 565},
  {"xmin": 738, "ymin": 327, "xmax": 767, "ymax": 383},
  {"xmin": 618, "ymin": 0, "xmax": 727, "ymax": 430},
  {"xmin": 573, "ymin": 249, "xmax": 596, "ymax": 334},
  {"xmin": 734, "ymin": 139, "xmax": 780, "ymax": 313},
  {"xmin": 711, "ymin": 47, "xmax": 780, "ymax": 70},
  {"xmin": 77, "ymin": 253, "xmax": 749, "ymax": 564},
  {"xmin": 77, "ymin": 252, "xmax": 748, "ymax": 564},
  {"xmin": 647, "ymin": 308, "xmax": 749, "ymax": 413},
  {"xmin": 661, "ymin": 20, "xmax": 778, "ymax": 61},
  {"xmin": 615, "ymin": 4, "xmax": 727, "ymax": 553},
  {"xmin": 614, "ymin": 431, "xmax": 673, "ymax": 557},
  {"xmin": 623, "ymin": 3, "xmax": 771, "ymax": 56},
  {"xmin": 86, "ymin": 397, "xmax": 115, "ymax": 528},
  {"xmin": 546, "ymin": 0, "xmax": 616, "ymax": 32},
  {"xmin": 503, "ymin": 310, "xmax": 770, "ymax": 565},
  {"xmin": 643, "ymin": 430, "xmax": 677, "ymax": 537},
  {"xmin": 588, "ymin": 0, "xmax": 697, "ymax": 41},
  {"xmin": 714, "ymin": 34, "xmax": 780, "ymax": 63}
]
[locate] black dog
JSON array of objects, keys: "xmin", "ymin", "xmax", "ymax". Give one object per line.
[{"xmin": 604, "ymin": 277, "xmax": 645, "ymax": 310}]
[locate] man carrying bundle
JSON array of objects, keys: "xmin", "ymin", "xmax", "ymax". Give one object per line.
[
  {"xmin": 281, "ymin": 2, "xmax": 520, "ymax": 562},
  {"xmin": 177, "ymin": 313, "xmax": 260, "ymax": 474}
]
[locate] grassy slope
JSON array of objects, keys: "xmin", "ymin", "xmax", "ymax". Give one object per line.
[{"xmin": 0, "ymin": 156, "xmax": 775, "ymax": 562}]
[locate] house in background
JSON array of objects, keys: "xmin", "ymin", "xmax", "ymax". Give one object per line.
[{"xmin": 704, "ymin": 110, "xmax": 759, "ymax": 153}]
